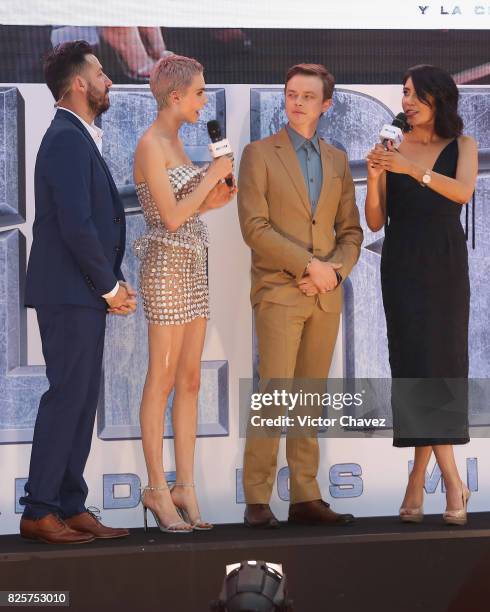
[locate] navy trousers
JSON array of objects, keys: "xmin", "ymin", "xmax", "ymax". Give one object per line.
[{"xmin": 20, "ymin": 305, "xmax": 106, "ymax": 520}]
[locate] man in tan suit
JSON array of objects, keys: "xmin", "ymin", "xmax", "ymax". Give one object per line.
[{"xmin": 238, "ymin": 64, "xmax": 363, "ymax": 528}]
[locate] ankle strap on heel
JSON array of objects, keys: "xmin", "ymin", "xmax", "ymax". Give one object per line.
[
  {"xmin": 172, "ymin": 483, "xmax": 195, "ymax": 488},
  {"xmin": 141, "ymin": 485, "xmax": 169, "ymax": 493}
]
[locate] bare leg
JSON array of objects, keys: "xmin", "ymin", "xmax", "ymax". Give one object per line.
[
  {"xmin": 139, "ymin": 323, "xmax": 191, "ymax": 530},
  {"xmin": 170, "ymin": 317, "xmax": 211, "ymax": 527},
  {"xmin": 401, "ymin": 446, "xmax": 433, "ymax": 509},
  {"xmin": 432, "ymin": 444, "xmax": 467, "ymax": 512}
]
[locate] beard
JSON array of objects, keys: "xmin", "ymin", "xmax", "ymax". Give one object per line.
[{"xmin": 87, "ymin": 83, "xmax": 110, "ymax": 117}]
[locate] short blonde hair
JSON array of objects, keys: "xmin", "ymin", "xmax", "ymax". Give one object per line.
[{"xmin": 149, "ymin": 54, "xmax": 203, "ymax": 109}]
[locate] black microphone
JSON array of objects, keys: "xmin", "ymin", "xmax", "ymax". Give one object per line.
[
  {"xmin": 379, "ymin": 112, "xmax": 409, "ymax": 149},
  {"xmin": 207, "ymin": 120, "xmax": 234, "ymax": 187}
]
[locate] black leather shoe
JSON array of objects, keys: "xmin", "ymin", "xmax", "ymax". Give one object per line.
[
  {"xmin": 244, "ymin": 504, "xmax": 280, "ymax": 529},
  {"xmin": 288, "ymin": 499, "xmax": 354, "ymax": 525}
]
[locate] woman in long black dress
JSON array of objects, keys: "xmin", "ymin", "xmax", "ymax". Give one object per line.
[{"xmin": 365, "ymin": 65, "xmax": 478, "ymax": 525}]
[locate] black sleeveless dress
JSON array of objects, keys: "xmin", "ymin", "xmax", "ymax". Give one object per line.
[{"xmin": 381, "ymin": 139, "xmax": 470, "ymax": 447}]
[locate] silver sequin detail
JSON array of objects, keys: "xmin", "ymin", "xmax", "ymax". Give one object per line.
[{"xmin": 133, "ymin": 164, "xmax": 210, "ymax": 325}]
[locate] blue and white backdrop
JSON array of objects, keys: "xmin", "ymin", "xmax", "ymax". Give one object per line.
[{"xmin": 0, "ymin": 81, "xmax": 489, "ymax": 534}]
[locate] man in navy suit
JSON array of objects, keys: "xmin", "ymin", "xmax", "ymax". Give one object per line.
[{"xmin": 19, "ymin": 41, "xmax": 136, "ymax": 544}]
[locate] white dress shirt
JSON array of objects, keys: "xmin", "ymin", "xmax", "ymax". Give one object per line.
[
  {"xmin": 59, "ymin": 106, "xmax": 104, "ymax": 152},
  {"xmin": 58, "ymin": 106, "xmax": 119, "ymax": 299}
]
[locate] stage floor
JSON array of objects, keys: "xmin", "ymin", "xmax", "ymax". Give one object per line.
[{"xmin": 2, "ymin": 514, "xmax": 490, "ymax": 611}]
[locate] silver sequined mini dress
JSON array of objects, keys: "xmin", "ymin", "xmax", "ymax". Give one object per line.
[{"xmin": 133, "ymin": 164, "xmax": 210, "ymax": 325}]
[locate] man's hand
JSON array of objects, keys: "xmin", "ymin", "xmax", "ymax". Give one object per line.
[
  {"xmin": 298, "ymin": 276, "xmax": 319, "ymax": 296},
  {"xmin": 306, "ymin": 259, "xmax": 342, "ymax": 293},
  {"xmin": 106, "ymin": 282, "xmax": 137, "ymax": 315}
]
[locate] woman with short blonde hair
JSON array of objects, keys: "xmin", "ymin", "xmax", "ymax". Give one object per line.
[{"xmin": 133, "ymin": 55, "xmax": 236, "ymax": 532}]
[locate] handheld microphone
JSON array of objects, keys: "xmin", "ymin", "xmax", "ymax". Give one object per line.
[
  {"xmin": 206, "ymin": 120, "xmax": 234, "ymax": 187},
  {"xmin": 379, "ymin": 112, "xmax": 409, "ymax": 150}
]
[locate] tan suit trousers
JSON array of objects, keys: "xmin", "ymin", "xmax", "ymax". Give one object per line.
[{"xmin": 243, "ymin": 296, "xmax": 340, "ymax": 504}]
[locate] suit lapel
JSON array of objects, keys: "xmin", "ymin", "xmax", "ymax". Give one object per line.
[
  {"xmin": 273, "ymin": 128, "xmax": 311, "ymax": 216},
  {"xmin": 316, "ymin": 139, "xmax": 335, "ymax": 215},
  {"xmin": 55, "ymin": 110, "xmax": 123, "ymax": 212}
]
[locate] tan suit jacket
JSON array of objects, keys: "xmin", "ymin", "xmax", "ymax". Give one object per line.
[{"xmin": 238, "ymin": 127, "xmax": 363, "ymax": 312}]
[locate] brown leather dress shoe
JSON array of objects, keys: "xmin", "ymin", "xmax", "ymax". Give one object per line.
[
  {"xmin": 244, "ymin": 504, "xmax": 280, "ymax": 529},
  {"xmin": 64, "ymin": 510, "xmax": 130, "ymax": 539},
  {"xmin": 20, "ymin": 513, "xmax": 95, "ymax": 544},
  {"xmin": 288, "ymin": 499, "xmax": 355, "ymax": 525}
]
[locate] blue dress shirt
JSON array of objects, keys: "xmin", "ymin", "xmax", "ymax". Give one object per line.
[{"xmin": 286, "ymin": 124, "xmax": 323, "ymax": 215}]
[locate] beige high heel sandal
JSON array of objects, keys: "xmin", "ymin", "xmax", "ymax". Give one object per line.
[
  {"xmin": 399, "ymin": 480, "xmax": 424, "ymax": 523},
  {"xmin": 170, "ymin": 483, "xmax": 214, "ymax": 530},
  {"xmin": 140, "ymin": 485, "xmax": 192, "ymax": 533},
  {"xmin": 443, "ymin": 482, "xmax": 471, "ymax": 526},
  {"xmin": 399, "ymin": 505, "xmax": 424, "ymax": 523}
]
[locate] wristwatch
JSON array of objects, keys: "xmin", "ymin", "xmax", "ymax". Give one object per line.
[{"xmin": 421, "ymin": 168, "xmax": 432, "ymax": 186}]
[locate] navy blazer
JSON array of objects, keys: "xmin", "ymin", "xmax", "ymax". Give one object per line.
[{"xmin": 25, "ymin": 109, "xmax": 126, "ymax": 310}]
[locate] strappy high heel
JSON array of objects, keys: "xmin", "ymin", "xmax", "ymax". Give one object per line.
[
  {"xmin": 443, "ymin": 482, "xmax": 471, "ymax": 526},
  {"xmin": 170, "ymin": 483, "xmax": 214, "ymax": 530},
  {"xmin": 140, "ymin": 485, "xmax": 192, "ymax": 533}
]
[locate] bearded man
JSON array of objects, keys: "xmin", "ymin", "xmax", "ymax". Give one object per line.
[{"xmin": 20, "ymin": 41, "xmax": 136, "ymax": 543}]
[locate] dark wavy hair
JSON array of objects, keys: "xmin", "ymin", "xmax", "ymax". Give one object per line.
[
  {"xmin": 43, "ymin": 40, "xmax": 93, "ymax": 102},
  {"xmin": 403, "ymin": 64, "xmax": 463, "ymax": 138}
]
